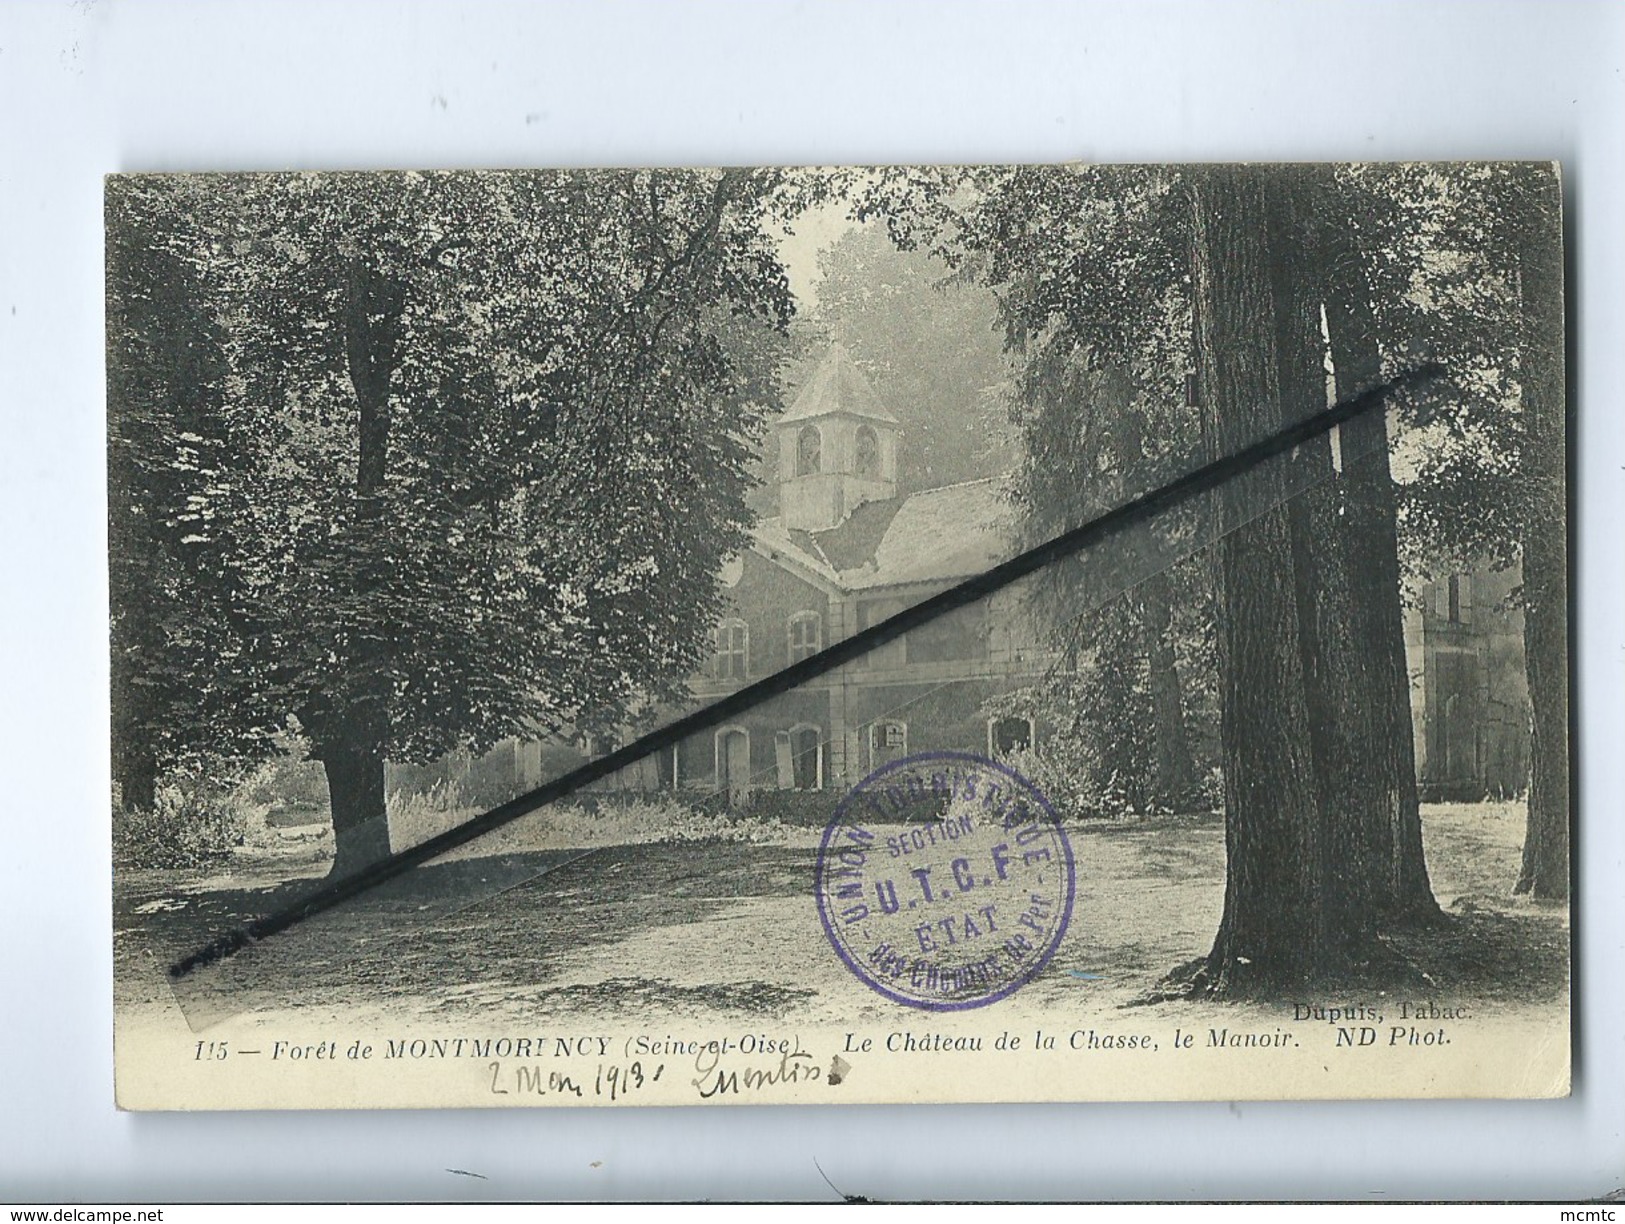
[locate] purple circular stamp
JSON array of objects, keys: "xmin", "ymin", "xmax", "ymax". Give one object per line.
[{"xmin": 815, "ymin": 750, "xmax": 1075, "ymax": 1011}]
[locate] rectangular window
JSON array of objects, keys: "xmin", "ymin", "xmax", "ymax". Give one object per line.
[
  {"xmin": 1448, "ymin": 573, "xmax": 1473, "ymax": 624},
  {"xmin": 714, "ymin": 619, "xmax": 748, "ymax": 679},
  {"xmin": 1432, "ymin": 581, "xmax": 1450, "ymax": 621},
  {"xmin": 788, "ymin": 612, "xmax": 822, "ymax": 663}
]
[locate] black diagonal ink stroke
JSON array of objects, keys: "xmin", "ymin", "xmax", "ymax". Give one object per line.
[{"xmin": 170, "ymin": 366, "xmax": 1443, "ymax": 979}]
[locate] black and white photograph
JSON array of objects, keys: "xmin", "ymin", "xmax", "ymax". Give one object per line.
[{"xmin": 106, "ymin": 162, "xmax": 1569, "ymax": 1110}]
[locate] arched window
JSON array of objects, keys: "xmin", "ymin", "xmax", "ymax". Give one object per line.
[
  {"xmin": 855, "ymin": 424, "xmax": 879, "ymax": 477},
  {"xmin": 989, "ymin": 716, "xmax": 1036, "ymax": 756},
  {"xmin": 796, "ymin": 424, "xmax": 822, "ymax": 476},
  {"xmin": 713, "ymin": 617, "xmax": 748, "ymax": 680},
  {"xmin": 787, "ymin": 610, "xmax": 822, "ymax": 663}
]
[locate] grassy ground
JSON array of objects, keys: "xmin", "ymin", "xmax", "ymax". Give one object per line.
[{"xmin": 114, "ymin": 798, "xmax": 1568, "ymax": 1038}]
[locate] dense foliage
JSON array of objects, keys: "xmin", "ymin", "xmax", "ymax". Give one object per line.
[{"xmin": 108, "ymin": 170, "xmax": 800, "ymax": 868}]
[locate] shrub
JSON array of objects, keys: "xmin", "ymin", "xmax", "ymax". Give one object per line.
[
  {"xmin": 393, "ymin": 789, "xmax": 809, "ymax": 860},
  {"xmin": 707, "ymin": 789, "xmax": 835, "ymax": 828},
  {"xmin": 997, "ymin": 741, "xmax": 1137, "ymax": 822},
  {"xmin": 994, "ymin": 733, "xmax": 1223, "ymax": 824},
  {"xmin": 113, "ymin": 780, "xmax": 250, "ymax": 869},
  {"xmin": 244, "ymin": 756, "xmax": 330, "ymax": 810}
]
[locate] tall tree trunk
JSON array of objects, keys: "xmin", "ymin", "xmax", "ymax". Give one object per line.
[
  {"xmin": 1315, "ymin": 174, "xmax": 1441, "ymax": 922},
  {"xmin": 322, "ymin": 749, "xmax": 392, "ymax": 879},
  {"xmin": 320, "ymin": 257, "xmax": 408, "ymax": 877},
  {"xmin": 1266, "ymin": 170, "xmax": 1388, "ymax": 960},
  {"xmin": 1519, "ymin": 530, "xmax": 1568, "ymax": 899},
  {"xmin": 1140, "ymin": 570, "xmax": 1200, "ymax": 805},
  {"xmin": 1513, "ymin": 168, "xmax": 1569, "ymax": 901},
  {"xmin": 1187, "ymin": 167, "xmax": 1330, "ymax": 993}
]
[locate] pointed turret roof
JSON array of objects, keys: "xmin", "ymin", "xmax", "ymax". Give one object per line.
[{"xmin": 780, "ymin": 342, "xmax": 900, "ymax": 425}]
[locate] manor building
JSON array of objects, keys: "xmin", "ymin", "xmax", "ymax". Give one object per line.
[
  {"xmin": 663, "ymin": 343, "xmax": 1049, "ymax": 798},
  {"xmin": 427, "ymin": 343, "xmax": 1047, "ymax": 808},
  {"xmin": 446, "ymin": 344, "xmax": 1530, "ymax": 808}
]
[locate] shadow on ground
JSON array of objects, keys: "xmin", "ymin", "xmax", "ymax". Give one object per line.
[
  {"xmin": 115, "ymin": 803, "xmax": 1569, "ymax": 1030},
  {"xmin": 118, "ymin": 841, "xmax": 820, "ymax": 1024}
]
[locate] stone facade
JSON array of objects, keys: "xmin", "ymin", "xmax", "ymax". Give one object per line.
[{"xmin": 1404, "ymin": 562, "xmax": 1530, "ymax": 800}]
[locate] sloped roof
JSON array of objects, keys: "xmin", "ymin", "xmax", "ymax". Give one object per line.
[
  {"xmin": 780, "ymin": 342, "xmax": 900, "ymax": 425},
  {"xmin": 753, "ymin": 476, "xmax": 1015, "ymax": 592},
  {"xmin": 851, "ymin": 477, "xmax": 1014, "ymax": 589},
  {"xmin": 751, "ymin": 516, "xmax": 841, "ymax": 587},
  {"xmin": 801, "ymin": 497, "xmax": 903, "ymax": 571}
]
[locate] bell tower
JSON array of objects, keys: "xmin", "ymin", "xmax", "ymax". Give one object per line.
[{"xmin": 777, "ymin": 343, "xmax": 901, "ymax": 531}]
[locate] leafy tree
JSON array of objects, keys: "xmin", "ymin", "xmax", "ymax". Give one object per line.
[
  {"xmin": 861, "ymin": 163, "xmax": 1447, "ymax": 991},
  {"xmin": 1184, "ymin": 165, "xmax": 1457, "ymax": 985},
  {"xmin": 107, "ymin": 179, "xmax": 266, "ymax": 810},
  {"xmin": 107, "ymin": 170, "xmax": 795, "ymax": 876},
  {"xmin": 1002, "ymin": 353, "xmax": 1213, "ymax": 814},
  {"xmin": 1343, "ymin": 162, "xmax": 1568, "ymax": 900},
  {"xmin": 871, "ymin": 167, "xmax": 1214, "ymax": 815},
  {"xmin": 807, "ymin": 218, "xmax": 1208, "ymax": 816}
]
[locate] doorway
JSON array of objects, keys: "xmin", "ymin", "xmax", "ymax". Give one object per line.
[
  {"xmin": 789, "ymin": 725, "xmax": 822, "ymax": 790},
  {"xmin": 716, "ymin": 727, "xmax": 751, "ymax": 806}
]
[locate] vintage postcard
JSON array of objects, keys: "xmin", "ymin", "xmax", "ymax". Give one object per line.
[{"xmin": 109, "ymin": 163, "xmax": 1569, "ymax": 1109}]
